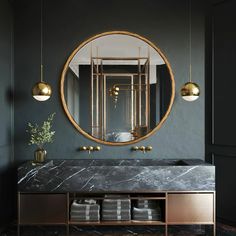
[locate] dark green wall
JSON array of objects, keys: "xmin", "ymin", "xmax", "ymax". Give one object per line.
[
  {"xmin": 14, "ymin": 0, "xmax": 206, "ymax": 160},
  {"xmin": 0, "ymin": 0, "xmax": 14, "ymax": 229}
]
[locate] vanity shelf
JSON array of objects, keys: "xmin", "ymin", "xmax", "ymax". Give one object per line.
[
  {"xmin": 18, "ymin": 191, "xmax": 215, "ymax": 236},
  {"xmin": 17, "ymin": 159, "xmax": 215, "ymax": 235},
  {"xmin": 68, "ymin": 193, "xmax": 166, "ymax": 226}
]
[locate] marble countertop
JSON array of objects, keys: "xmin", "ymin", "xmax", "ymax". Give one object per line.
[{"xmin": 18, "ymin": 159, "xmax": 215, "ymax": 193}]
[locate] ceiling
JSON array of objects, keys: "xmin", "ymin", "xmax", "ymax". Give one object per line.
[{"xmin": 70, "ymin": 34, "xmax": 165, "ymax": 66}]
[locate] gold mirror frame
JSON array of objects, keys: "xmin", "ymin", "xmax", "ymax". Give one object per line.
[{"xmin": 60, "ymin": 31, "xmax": 175, "ymax": 146}]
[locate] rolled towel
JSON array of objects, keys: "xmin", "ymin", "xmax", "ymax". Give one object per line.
[
  {"xmin": 132, "ymin": 207, "xmax": 159, "ymax": 216},
  {"xmin": 76, "ymin": 199, "xmax": 97, "ymax": 204},
  {"xmin": 133, "ymin": 214, "xmax": 161, "ymax": 219},
  {"xmin": 133, "ymin": 215, "xmax": 161, "ymax": 221},
  {"xmin": 103, "ymin": 199, "xmax": 130, "ymax": 204},
  {"xmin": 70, "ymin": 212, "xmax": 100, "ymax": 218},
  {"xmin": 102, "ymin": 212, "xmax": 130, "ymax": 218},
  {"xmin": 71, "ymin": 210, "xmax": 100, "ymax": 215},
  {"xmin": 70, "ymin": 215, "xmax": 100, "ymax": 222},
  {"xmin": 133, "ymin": 213, "xmax": 161, "ymax": 217},
  {"xmin": 102, "ymin": 215, "xmax": 131, "ymax": 221},
  {"xmin": 132, "ymin": 207, "xmax": 161, "ymax": 221},
  {"xmin": 102, "ymin": 206, "xmax": 131, "ymax": 221},
  {"xmin": 71, "ymin": 200, "xmax": 100, "ymax": 211},
  {"xmin": 135, "ymin": 200, "xmax": 159, "ymax": 209},
  {"xmin": 82, "ymin": 199, "xmax": 97, "ymax": 205},
  {"xmin": 103, "ymin": 201, "xmax": 131, "ymax": 206},
  {"xmin": 102, "ymin": 209, "xmax": 130, "ymax": 215},
  {"xmin": 102, "ymin": 200, "xmax": 131, "ymax": 210},
  {"xmin": 102, "ymin": 205, "xmax": 131, "ymax": 211}
]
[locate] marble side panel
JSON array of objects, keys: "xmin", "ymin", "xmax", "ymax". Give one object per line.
[{"xmin": 18, "ymin": 159, "xmax": 215, "ymax": 192}]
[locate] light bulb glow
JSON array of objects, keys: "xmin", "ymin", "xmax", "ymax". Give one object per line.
[
  {"xmin": 33, "ymin": 95, "xmax": 50, "ymax": 101},
  {"xmin": 182, "ymin": 95, "xmax": 199, "ymax": 102}
]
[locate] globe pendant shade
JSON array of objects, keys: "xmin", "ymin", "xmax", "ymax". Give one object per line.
[
  {"xmin": 181, "ymin": 82, "xmax": 200, "ymax": 102},
  {"xmin": 32, "ymin": 81, "xmax": 52, "ymax": 101}
]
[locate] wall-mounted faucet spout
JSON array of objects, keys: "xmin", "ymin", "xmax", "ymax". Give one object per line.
[{"xmin": 131, "ymin": 146, "xmax": 152, "ymax": 153}]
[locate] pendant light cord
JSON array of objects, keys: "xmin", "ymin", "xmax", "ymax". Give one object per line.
[
  {"xmin": 189, "ymin": 0, "xmax": 192, "ymax": 83},
  {"xmin": 40, "ymin": 0, "xmax": 44, "ymax": 82}
]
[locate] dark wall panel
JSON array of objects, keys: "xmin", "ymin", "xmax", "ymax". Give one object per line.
[
  {"xmin": 215, "ymin": 155, "xmax": 236, "ymax": 224},
  {"xmin": 0, "ymin": 0, "xmax": 14, "ymax": 229},
  {"xmin": 206, "ymin": 0, "xmax": 236, "ymax": 226},
  {"xmin": 213, "ymin": 0, "xmax": 236, "ymax": 146}
]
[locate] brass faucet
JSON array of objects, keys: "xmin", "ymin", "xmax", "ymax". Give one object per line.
[
  {"xmin": 80, "ymin": 146, "xmax": 101, "ymax": 154},
  {"xmin": 145, "ymin": 146, "xmax": 153, "ymax": 152},
  {"xmin": 131, "ymin": 146, "xmax": 152, "ymax": 153}
]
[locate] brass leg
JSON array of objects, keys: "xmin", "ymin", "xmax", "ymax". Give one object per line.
[
  {"xmin": 213, "ymin": 191, "xmax": 216, "ymax": 236},
  {"xmin": 66, "ymin": 192, "xmax": 70, "ymax": 236},
  {"xmin": 17, "ymin": 224, "xmax": 20, "ymax": 236},
  {"xmin": 165, "ymin": 225, "xmax": 168, "ymax": 236},
  {"xmin": 165, "ymin": 192, "xmax": 168, "ymax": 236},
  {"xmin": 18, "ymin": 192, "xmax": 20, "ymax": 236}
]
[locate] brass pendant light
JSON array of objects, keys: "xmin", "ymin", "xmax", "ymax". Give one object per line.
[
  {"xmin": 181, "ymin": 0, "xmax": 200, "ymax": 102},
  {"xmin": 32, "ymin": 0, "xmax": 52, "ymax": 101}
]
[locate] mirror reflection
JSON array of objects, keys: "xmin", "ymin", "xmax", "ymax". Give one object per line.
[{"xmin": 62, "ymin": 32, "xmax": 174, "ymax": 144}]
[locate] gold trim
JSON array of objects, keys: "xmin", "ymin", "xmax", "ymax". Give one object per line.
[{"xmin": 60, "ymin": 31, "xmax": 175, "ymax": 146}]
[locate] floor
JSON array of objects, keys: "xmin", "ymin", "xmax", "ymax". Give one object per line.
[{"xmin": 1, "ymin": 223, "xmax": 236, "ymax": 236}]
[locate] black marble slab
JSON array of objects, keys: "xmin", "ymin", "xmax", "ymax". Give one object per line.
[{"xmin": 18, "ymin": 159, "xmax": 215, "ymax": 192}]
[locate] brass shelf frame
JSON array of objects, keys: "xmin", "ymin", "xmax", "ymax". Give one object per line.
[
  {"xmin": 60, "ymin": 31, "xmax": 175, "ymax": 146},
  {"xmin": 18, "ymin": 191, "xmax": 216, "ymax": 236}
]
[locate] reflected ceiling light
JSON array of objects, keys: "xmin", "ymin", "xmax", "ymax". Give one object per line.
[
  {"xmin": 181, "ymin": 0, "xmax": 200, "ymax": 102},
  {"xmin": 32, "ymin": 0, "xmax": 52, "ymax": 101}
]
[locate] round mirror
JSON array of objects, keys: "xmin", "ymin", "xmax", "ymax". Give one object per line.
[{"xmin": 60, "ymin": 31, "xmax": 175, "ymax": 145}]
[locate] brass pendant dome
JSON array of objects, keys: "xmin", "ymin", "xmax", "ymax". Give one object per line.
[
  {"xmin": 180, "ymin": 0, "xmax": 200, "ymax": 102},
  {"xmin": 32, "ymin": 0, "xmax": 52, "ymax": 102},
  {"xmin": 32, "ymin": 81, "xmax": 52, "ymax": 101},
  {"xmin": 181, "ymin": 82, "xmax": 200, "ymax": 102}
]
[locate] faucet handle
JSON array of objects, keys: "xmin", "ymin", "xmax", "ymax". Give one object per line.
[
  {"xmin": 132, "ymin": 146, "xmax": 139, "ymax": 151},
  {"xmin": 145, "ymin": 146, "xmax": 153, "ymax": 152},
  {"xmin": 94, "ymin": 146, "xmax": 101, "ymax": 151},
  {"xmin": 80, "ymin": 146, "xmax": 87, "ymax": 151}
]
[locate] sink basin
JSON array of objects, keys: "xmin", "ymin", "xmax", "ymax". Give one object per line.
[{"xmin": 173, "ymin": 160, "xmax": 188, "ymax": 166}]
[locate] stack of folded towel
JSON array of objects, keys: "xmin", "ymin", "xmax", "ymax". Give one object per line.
[
  {"xmin": 70, "ymin": 199, "xmax": 100, "ymax": 222},
  {"xmin": 132, "ymin": 199, "xmax": 161, "ymax": 221},
  {"xmin": 102, "ymin": 195, "xmax": 131, "ymax": 221}
]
